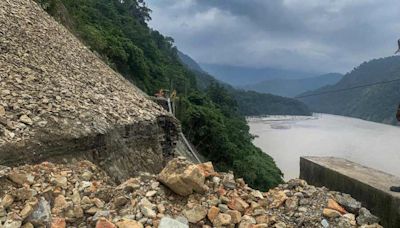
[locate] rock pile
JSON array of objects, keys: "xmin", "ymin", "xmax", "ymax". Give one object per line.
[
  {"xmin": 0, "ymin": 158, "xmax": 381, "ymax": 227},
  {"xmin": 0, "ymin": 0, "xmax": 181, "ymax": 180},
  {"xmin": 0, "ymin": 0, "xmax": 167, "ymax": 146}
]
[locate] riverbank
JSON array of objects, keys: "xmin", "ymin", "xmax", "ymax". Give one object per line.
[{"xmin": 248, "ymin": 114, "xmax": 400, "ymax": 180}]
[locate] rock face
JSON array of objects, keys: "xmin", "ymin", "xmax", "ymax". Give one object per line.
[
  {"xmin": 0, "ymin": 0, "xmax": 181, "ymax": 180},
  {"xmin": 0, "ymin": 159, "xmax": 381, "ymax": 228}
]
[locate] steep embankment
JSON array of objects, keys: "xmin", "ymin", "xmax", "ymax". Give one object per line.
[
  {"xmin": 300, "ymin": 56, "xmax": 400, "ymax": 124},
  {"xmin": 35, "ymin": 0, "xmax": 285, "ymax": 189},
  {"xmin": 243, "ymin": 73, "xmax": 343, "ymax": 98},
  {"xmin": 0, "ymin": 158, "xmax": 381, "ymax": 227},
  {"xmin": 0, "ymin": 0, "xmax": 180, "ymax": 180}
]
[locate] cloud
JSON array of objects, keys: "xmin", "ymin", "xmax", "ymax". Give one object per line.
[{"xmin": 147, "ymin": 0, "xmax": 400, "ymax": 73}]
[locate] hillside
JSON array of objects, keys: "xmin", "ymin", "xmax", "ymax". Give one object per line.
[
  {"xmin": 178, "ymin": 52, "xmax": 312, "ymax": 116},
  {"xmin": 31, "ymin": 0, "xmax": 283, "ymax": 189},
  {"xmin": 0, "ymin": 0, "xmax": 179, "ymax": 181},
  {"xmin": 300, "ymin": 56, "xmax": 400, "ymax": 125},
  {"xmin": 0, "ymin": 1, "xmax": 386, "ymax": 228},
  {"xmin": 177, "ymin": 51, "xmax": 204, "ymax": 73},
  {"xmin": 243, "ymin": 73, "xmax": 343, "ymax": 97}
]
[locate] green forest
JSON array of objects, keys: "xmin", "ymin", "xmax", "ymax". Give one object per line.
[
  {"xmin": 301, "ymin": 56, "xmax": 400, "ymax": 125},
  {"xmin": 34, "ymin": 0, "xmax": 289, "ymax": 189}
]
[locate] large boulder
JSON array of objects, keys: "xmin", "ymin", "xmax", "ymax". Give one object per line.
[{"xmin": 158, "ymin": 158, "xmax": 207, "ymax": 196}]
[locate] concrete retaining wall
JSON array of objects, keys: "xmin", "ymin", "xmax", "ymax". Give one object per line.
[{"xmin": 300, "ymin": 156, "xmax": 400, "ymax": 228}]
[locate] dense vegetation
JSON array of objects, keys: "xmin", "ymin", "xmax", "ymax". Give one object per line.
[
  {"xmin": 300, "ymin": 56, "xmax": 400, "ymax": 125},
  {"xmin": 178, "ymin": 85, "xmax": 283, "ymax": 188},
  {"xmin": 37, "ymin": 0, "xmax": 196, "ymax": 95},
  {"xmin": 35, "ymin": 0, "xmax": 284, "ymax": 189},
  {"xmin": 233, "ymin": 90, "xmax": 311, "ymax": 116}
]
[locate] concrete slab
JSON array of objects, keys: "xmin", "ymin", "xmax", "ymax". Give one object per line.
[{"xmin": 300, "ymin": 156, "xmax": 400, "ymax": 228}]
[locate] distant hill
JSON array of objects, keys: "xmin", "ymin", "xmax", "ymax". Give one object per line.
[
  {"xmin": 177, "ymin": 51, "xmax": 217, "ymax": 90},
  {"xmin": 201, "ymin": 63, "xmax": 316, "ymax": 86},
  {"xmin": 300, "ymin": 56, "xmax": 400, "ymax": 125},
  {"xmin": 178, "ymin": 52, "xmax": 311, "ymax": 116},
  {"xmin": 177, "ymin": 51, "xmax": 204, "ymax": 73},
  {"xmin": 242, "ymin": 73, "xmax": 343, "ymax": 97}
]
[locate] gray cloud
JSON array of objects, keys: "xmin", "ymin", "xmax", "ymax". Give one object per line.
[{"xmin": 147, "ymin": 0, "xmax": 400, "ymax": 73}]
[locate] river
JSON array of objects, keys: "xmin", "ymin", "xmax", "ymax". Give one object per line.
[{"xmin": 248, "ymin": 114, "xmax": 400, "ymax": 180}]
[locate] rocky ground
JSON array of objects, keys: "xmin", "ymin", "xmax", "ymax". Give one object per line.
[
  {"xmin": 0, "ymin": 0, "xmax": 167, "ymax": 146},
  {"xmin": 0, "ymin": 158, "xmax": 381, "ymax": 228}
]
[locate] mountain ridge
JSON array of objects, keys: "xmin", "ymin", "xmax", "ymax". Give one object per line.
[
  {"xmin": 300, "ymin": 56, "xmax": 400, "ymax": 124},
  {"xmin": 177, "ymin": 52, "xmax": 312, "ymax": 116},
  {"xmin": 201, "ymin": 63, "xmax": 317, "ymax": 86},
  {"xmin": 242, "ymin": 73, "xmax": 343, "ymax": 97}
]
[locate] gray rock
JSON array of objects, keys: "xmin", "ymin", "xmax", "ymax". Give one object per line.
[
  {"xmin": 175, "ymin": 216, "xmax": 189, "ymax": 225},
  {"xmin": 294, "ymin": 192, "xmax": 304, "ymax": 198},
  {"xmin": 81, "ymin": 171, "xmax": 93, "ymax": 181},
  {"xmin": 218, "ymin": 204, "xmax": 229, "ymax": 213},
  {"xmin": 321, "ymin": 219, "xmax": 329, "ymax": 228},
  {"xmin": 0, "ymin": 165, "xmax": 10, "ymax": 178},
  {"xmin": 335, "ymin": 193, "xmax": 362, "ymax": 213},
  {"xmin": 253, "ymin": 208, "xmax": 266, "ymax": 216},
  {"xmin": 287, "ymin": 179, "xmax": 307, "ymax": 189},
  {"xmin": 356, "ymin": 208, "xmax": 379, "ymax": 225},
  {"xmin": 159, "ymin": 217, "xmax": 188, "ymax": 228},
  {"xmin": 337, "ymin": 217, "xmax": 353, "ymax": 228},
  {"xmin": 222, "ymin": 173, "xmax": 236, "ymax": 190},
  {"xmin": 302, "ymin": 187, "xmax": 317, "ymax": 198},
  {"xmin": 285, "ymin": 196, "xmax": 299, "ymax": 211},
  {"xmin": 93, "ymin": 210, "xmax": 111, "ymax": 222},
  {"xmin": 241, "ymin": 215, "xmax": 256, "ymax": 224},
  {"xmin": 299, "ymin": 198, "xmax": 309, "ymax": 206},
  {"xmin": 298, "ymin": 207, "xmax": 307, "ymax": 212},
  {"xmin": 139, "ymin": 198, "xmax": 156, "ymax": 218},
  {"xmin": 19, "ymin": 114, "xmax": 33, "ymax": 125},
  {"xmin": 26, "ymin": 197, "xmax": 51, "ymax": 227},
  {"xmin": 212, "ymin": 176, "xmax": 221, "ymax": 184},
  {"xmin": 141, "ymin": 206, "xmax": 156, "ymax": 218},
  {"xmin": 138, "ymin": 218, "xmax": 148, "ymax": 224},
  {"xmin": 136, "ymin": 212, "xmax": 143, "ymax": 219}
]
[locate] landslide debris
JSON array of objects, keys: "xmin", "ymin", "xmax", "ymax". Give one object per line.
[
  {"xmin": 0, "ymin": 158, "xmax": 381, "ymax": 228},
  {"xmin": 0, "ymin": 0, "xmax": 167, "ymax": 146}
]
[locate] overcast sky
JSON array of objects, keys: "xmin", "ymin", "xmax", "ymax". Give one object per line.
[{"xmin": 147, "ymin": 0, "xmax": 400, "ymax": 74}]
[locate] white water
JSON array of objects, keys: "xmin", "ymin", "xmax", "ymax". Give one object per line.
[{"xmin": 248, "ymin": 114, "xmax": 400, "ymax": 180}]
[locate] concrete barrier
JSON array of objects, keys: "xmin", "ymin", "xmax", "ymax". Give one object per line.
[{"xmin": 300, "ymin": 156, "xmax": 400, "ymax": 228}]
